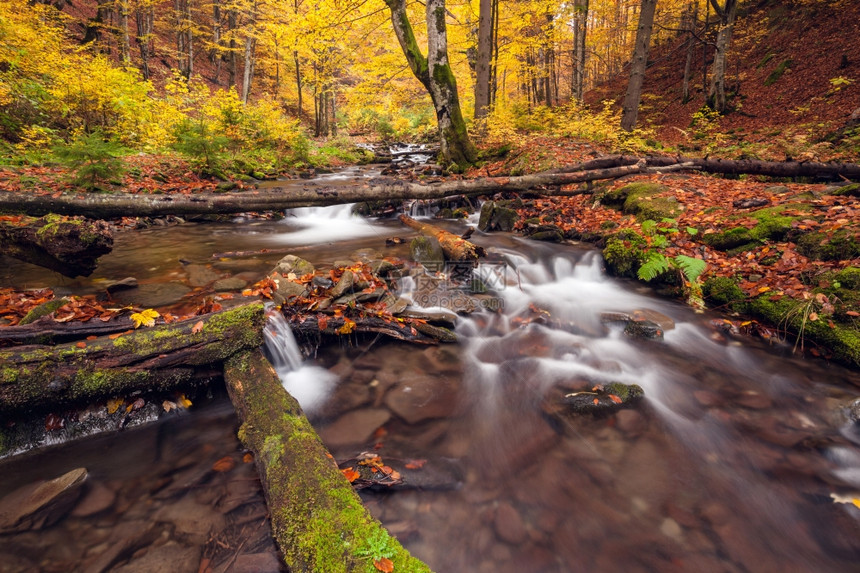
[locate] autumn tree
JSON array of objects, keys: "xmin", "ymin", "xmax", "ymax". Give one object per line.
[
  {"xmin": 474, "ymin": 0, "xmax": 493, "ymax": 119},
  {"xmin": 384, "ymin": 0, "xmax": 477, "ymax": 169},
  {"xmin": 708, "ymin": 0, "xmax": 738, "ymax": 113},
  {"xmin": 571, "ymin": 0, "xmax": 589, "ymax": 102},
  {"xmin": 620, "ymin": 0, "xmax": 657, "ymax": 131}
]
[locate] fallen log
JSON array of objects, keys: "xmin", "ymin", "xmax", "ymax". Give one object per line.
[
  {"xmin": 399, "ymin": 213, "xmax": 486, "ymax": 261},
  {"xmin": 554, "ymin": 154, "xmax": 860, "ymax": 180},
  {"xmin": 0, "ymin": 302, "xmax": 265, "ymax": 413},
  {"xmin": 0, "ymin": 162, "xmax": 652, "ymax": 217},
  {"xmin": 287, "ymin": 312, "xmax": 455, "ymax": 344},
  {"xmin": 0, "ymin": 313, "xmax": 136, "ymax": 346},
  {"xmin": 0, "ymin": 215, "xmax": 112, "ymax": 277},
  {"xmin": 223, "ymin": 349, "xmax": 432, "ymax": 573}
]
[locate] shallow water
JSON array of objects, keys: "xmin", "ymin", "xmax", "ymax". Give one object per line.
[{"xmin": 1, "ymin": 196, "xmax": 860, "ymax": 572}]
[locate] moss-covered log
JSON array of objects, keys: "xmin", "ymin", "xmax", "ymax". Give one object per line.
[
  {"xmin": 224, "ymin": 349, "xmax": 433, "ymax": 573},
  {"xmin": 0, "ymin": 303, "xmax": 265, "ymax": 413},
  {"xmin": 399, "ymin": 213, "xmax": 485, "ymax": 262},
  {"xmin": 0, "ymin": 214, "xmax": 112, "ymax": 277}
]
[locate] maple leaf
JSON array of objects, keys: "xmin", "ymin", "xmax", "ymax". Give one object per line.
[
  {"xmin": 337, "ymin": 317, "xmax": 356, "ymax": 335},
  {"xmin": 130, "ymin": 308, "xmax": 159, "ymax": 328}
]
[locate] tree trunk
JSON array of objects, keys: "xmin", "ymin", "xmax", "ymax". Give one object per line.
[
  {"xmin": 223, "ymin": 349, "xmax": 432, "ymax": 572},
  {"xmin": 384, "ymin": 0, "xmax": 477, "ymax": 170},
  {"xmin": 572, "ymin": 0, "xmax": 589, "ymax": 102},
  {"xmin": 620, "ymin": 0, "xmax": 658, "ymax": 131},
  {"xmin": 212, "ymin": 0, "xmax": 222, "ymax": 83},
  {"xmin": 681, "ymin": 2, "xmax": 697, "ymax": 103},
  {"xmin": 118, "ymin": 0, "xmax": 130, "ymax": 63},
  {"xmin": 474, "ymin": 0, "xmax": 493, "ymax": 120},
  {"xmin": 708, "ymin": 0, "xmax": 739, "ymax": 113},
  {"xmin": 0, "ymin": 215, "xmax": 112, "ymax": 277},
  {"xmin": 135, "ymin": 3, "xmax": 153, "ymax": 80},
  {"xmin": 0, "ymin": 303, "xmax": 265, "ymax": 414},
  {"xmin": 228, "ymin": 9, "xmax": 238, "ymax": 88},
  {"xmin": 241, "ymin": 1, "xmax": 257, "ymax": 104},
  {"xmin": 399, "ymin": 214, "xmax": 486, "ymax": 261}
]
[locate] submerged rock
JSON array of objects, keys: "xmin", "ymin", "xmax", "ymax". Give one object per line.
[
  {"xmin": 0, "ymin": 467, "xmax": 87, "ymax": 533},
  {"xmin": 560, "ymin": 381, "xmax": 644, "ymax": 414}
]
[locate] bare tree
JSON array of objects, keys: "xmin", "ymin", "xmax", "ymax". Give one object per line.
[{"xmin": 620, "ymin": 0, "xmax": 658, "ymax": 131}]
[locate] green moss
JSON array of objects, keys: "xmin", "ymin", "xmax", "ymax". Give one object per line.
[
  {"xmin": 19, "ymin": 297, "xmax": 69, "ymax": 326},
  {"xmin": 604, "ymin": 382, "xmax": 644, "ymax": 402},
  {"xmin": 834, "ymin": 267, "xmax": 860, "ymax": 289},
  {"xmin": 831, "ymin": 183, "xmax": 860, "ymax": 197},
  {"xmin": 765, "ymin": 59, "xmax": 792, "ymax": 86},
  {"xmin": 703, "ymin": 276, "xmax": 747, "ymax": 310},
  {"xmin": 796, "ymin": 230, "xmax": 860, "ymax": 261},
  {"xmin": 608, "ymin": 182, "xmax": 682, "ymax": 221},
  {"xmin": 702, "ymin": 227, "xmax": 754, "ymax": 250},
  {"xmin": 602, "ymin": 231, "xmax": 647, "ymax": 278},
  {"xmin": 748, "ymin": 295, "xmax": 860, "ymax": 367}
]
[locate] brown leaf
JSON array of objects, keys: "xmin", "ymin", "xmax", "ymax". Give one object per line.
[
  {"xmin": 191, "ymin": 320, "xmax": 205, "ymax": 334},
  {"xmin": 212, "ymin": 456, "xmax": 236, "ymax": 473},
  {"xmin": 373, "ymin": 558, "xmax": 394, "ymax": 572}
]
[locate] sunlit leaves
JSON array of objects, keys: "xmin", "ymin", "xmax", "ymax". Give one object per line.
[{"xmin": 130, "ymin": 308, "xmax": 160, "ymax": 328}]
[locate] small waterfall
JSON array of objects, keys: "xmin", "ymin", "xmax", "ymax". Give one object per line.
[
  {"xmin": 263, "ymin": 308, "xmax": 338, "ymax": 414},
  {"xmin": 274, "ymin": 203, "xmax": 392, "ymax": 245}
]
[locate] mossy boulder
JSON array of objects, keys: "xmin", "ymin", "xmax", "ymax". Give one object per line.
[
  {"xmin": 702, "ymin": 227, "xmax": 755, "ymax": 251},
  {"xmin": 274, "ymin": 255, "xmax": 315, "ymax": 277},
  {"xmin": 410, "ymin": 236, "xmax": 445, "ymax": 266},
  {"xmin": 478, "ymin": 201, "xmax": 519, "ymax": 232},
  {"xmin": 796, "ymin": 230, "xmax": 860, "ymax": 261},
  {"xmin": 833, "ymin": 267, "xmax": 860, "ymax": 290},
  {"xmin": 561, "ymin": 381, "xmax": 645, "ymax": 414},
  {"xmin": 602, "ymin": 231, "xmax": 647, "ymax": 278},
  {"xmin": 830, "ymin": 183, "xmax": 860, "ymax": 197},
  {"xmin": 525, "ymin": 224, "xmax": 564, "ymax": 243},
  {"xmin": 703, "ymin": 277, "xmax": 747, "ymax": 310},
  {"xmin": 19, "ymin": 297, "xmax": 70, "ymax": 326},
  {"xmin": 602, "ymin": 182, "xmax": 682, "ymax": 221}
]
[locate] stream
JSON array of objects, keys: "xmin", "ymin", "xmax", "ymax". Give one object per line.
[{"xmin": 1, "ymin": 167, "xmax": 860, "ymax": 572}]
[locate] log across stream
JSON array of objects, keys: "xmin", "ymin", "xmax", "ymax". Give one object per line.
[{"xmin": 1, "ymin": 201, "xmax": 859, "ymax": 572}]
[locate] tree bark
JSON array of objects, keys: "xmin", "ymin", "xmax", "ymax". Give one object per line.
[
  {"xmin": 571, "ymin": 0, "xmax": 589, "ymax": 102},
  {"xmin": 241, "ymin": 1, "xmax": 257, "ymax": 104},
  {"xmin": 620, "ymin": 0, "xmax": 658, "ymax": 131},
  {"xmin": 0, "ymin": 215, "xmax": 112, "ymax": 277},
  {"xmin": 135, "ymin": 2, "xmax": 154, "ymax": 80},
  {"xmin": 681, "ymin": 2, "xmax": 697, "ymax": 103},
  {"xmin": 0, "ymin": 303, "xmax": 265, "ymax": 414},
  {"xmin": 384, "ymin": 0, "xmax": 477, "ymax": 169},
  {"xmin": 223, "ymin": 349, "xmax": 432, "ymax": 572},
  {"xmin": 708, "ymin": 0, "xmax": 739, "ymax": 112},
  {"xmin": 474, "ymin": 0, "xmax": 493, "ymax": 120}
]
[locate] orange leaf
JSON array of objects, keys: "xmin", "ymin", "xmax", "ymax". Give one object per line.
[
  {"xmin": 846, "ymin": 311, "xmax": 860, "ymax": 317},
  {"xmin": 608, "ymin": 394, "xmax": 623, "ymax": 404},
  {"xmin": 212, "ymin": 456, "xmax": 236, "ymax": 473},
  {"xmin": 318, "ymin": 314, "xmax": 328, "ymax": 331},
  {"xmin": 86, "ymin": 335, "xmax": 97, "ymax": 340},
  {"xmin": 341, "ymin": 468, "xmax": 360, "ymax": 483},
  {"xmin": 373, "ymin": 558, "xmax": 394, "ymax": 572},
  {"xmin": 191, "ymin": 320, "xmax": 205, "ymax": 334},
  {"xmin": 404, "ymin": 459, "xmax": 426, "ymax": 470},
  {"xmin": 76, "ymin": 341, "xmax": 86, "ymax": 349},
  {"xmin": 243, "ymin": 452, "xmax": 254, "ymax": 463},
  {"xmin": 593, "ymin": 398, "xmax": 599, "ymax": 405}
]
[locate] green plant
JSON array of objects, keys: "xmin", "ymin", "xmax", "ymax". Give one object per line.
[
  {"xmin": 172, "ymin": 118, "xmax": 230, "ymax": 176},
  {"xmin": 355, "ymin": 528, "xmax": 396, "ymax": 566},
  {"xmin": 636, "ymin": 219, "xmax": 707, "ymax": 308},
  {"xmin": 52, "ymin": 130, "xmax": 126, "ymax": 191}
]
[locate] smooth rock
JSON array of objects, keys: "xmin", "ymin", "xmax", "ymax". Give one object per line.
[
  {"xmin": 0, "ymin": 467, "xmax": 87, "ymax": 533},
  {"xmin": 494, "ymin": 502, "xmax": 528, "ymax": 544},
  {"xmin": 105, "ymin": 277, "xmax": 138, "ymax": 293},
  {"xmin": 111, "ymin": 542, "xmax": 202, "ymax": 573},
  {"xmin": 318, "ymin": 408, "xmax": 391, "ymax": 448},
  {"xmin": 230, "ymin": 552, "xmax": 283, "ymax": 573},
  {"xmin": 184, "ymin": 264, "xmax": 221, "ymax": 287},
  {"xmin": 110, "ymin": 282, "xmax": 192, "ymax": 308},
  {"xmin": 70, "ymin": 481, "xmax": 116, "ymax": 518},
  {"xmin": 384, "ymin": 375, "xmax": 460, "ymax": 424},
  {"xmin": 212, "ymin": 277, "xmax": 247, "ymax": 291},
  {"xmin": 273, "ymin": 255, "xmax": 314, "ymax": 277},
  {"xmin": 153, "ymin": 495, "xmax": 226, "ymax": 545}
]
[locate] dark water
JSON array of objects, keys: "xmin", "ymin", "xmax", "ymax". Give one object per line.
[{"xmin": 1, "ymin": 193, "xmax": 859, "ymax": 572}]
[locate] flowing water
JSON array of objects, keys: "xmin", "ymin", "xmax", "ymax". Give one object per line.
[{"xmin": 1, "ymin": 174, "xmax": 859, "ymax": 572}]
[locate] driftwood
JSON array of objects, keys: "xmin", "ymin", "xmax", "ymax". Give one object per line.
[
  {"xmin": 0, "ymin": 215, "xmax": 112, "ymax": 277},
  {"xmin": 0, "ymin": 303, "xmax": 265, "ymax": 413},
  {"xmin": 399, "ymin": 213, "xmax": 486, "ymax": 261},
  {"xmin": 223, "ymin": 349, "xmax": 432, "ymax": 573}
]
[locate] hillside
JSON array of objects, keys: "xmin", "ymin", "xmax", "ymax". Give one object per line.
[{"xmin": 589, "ymin": 0, "xmax": 860, "ymax": 160}]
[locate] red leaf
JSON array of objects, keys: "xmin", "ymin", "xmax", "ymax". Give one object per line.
[{"xmin": 373, "ymin": 558, "xmax": 394, "ymax": 572}]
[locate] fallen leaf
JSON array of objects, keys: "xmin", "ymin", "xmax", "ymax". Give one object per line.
[
  {"xmin": 130, "ymin": 308, "xmax": 159, "ymax": 328},
  {"xmin": 243, "ymin": 452, "xmax": 254, "ymax": 463},
  {"xmin": 846, "ymin": 311, "xmax": 860, "ymax": 317},
  {"xmin": 76, "ymin": 341, "xmax": 86, "ymax": 349},
  {"xmin": 342, "ymin": 468, "xmax": 360, "ymax": 482},
  {"xmin": 86, "ymin": 335, "xmax": 97, "ymax": 340},
  {"xmin": 107, "ymin": 398, "xmax": 124, "ymax": 414},
  {"xmin": 404, "ymin": 459, "xmax": 426, "ymax": 470},
  {"xmin": 45, "ymin": 413, "xmax": 64, "ymax": 431},
  {"xmin": 373, "ymin": 558, "xmax": 394, "ymax": 572},
  {"xmin": 191, "ymin": 320, "xmax": 204, "ymax": 334},
  {"xmin": 212, "ymin": 456, "xmax": 236, "ymax": 473},
  {"xmin": 608, "ymin": 394, "xmax": 623, "ymax": 404},
  {"xmin": 178, "ymin": 394, "xmax": 193, "ymax": 408},
  {"xmin": 163, "ymin": 400, "xmax": 177, "ymax": 412}
]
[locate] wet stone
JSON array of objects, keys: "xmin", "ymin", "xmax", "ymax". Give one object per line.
[
  {"xmin": 184, "ymin": 264, "xmax": 222, "ymax": 287},
  {"xmin": 0, "ymin": 467, "xmax": 87, "ymax": 534},
  {"xmin": 153, "ymin": 495, "xmax": 226, "ymax": 545},
  {"xmin": 615, "ymin": 409, "xmax": 646, "ymax": 436},
  {"xmin": 273, "ymin": 254, "xmax": 314, "ymax": 276},
  {"xmin": 70, "ymin": 481, "xmax": 116, "ymax": 518},
  {"xmin": 212, "ymin": 277, "xmax": 247, "ymax": 291},
  {"xmin": 110, "ymin": 282, "xmax": 192, "ymax": 308},
  {"xmin": 318, "ymin": 408, "xmax": 391, "ymax": 448},
  {"xmin": 736, "ymin": 390, "xmax": 772, "ymax": 410},
  {"xmin": 494, "ymin": 502, "xmax": 528, "ymax": 545},
  {"xmin": 111, "ymin": 542, "xmax": 201, "ymax": 573},
  {"xmin": 230, "ymin": 552, "xmax": 283, "ymax": 573},
  {"xmin": 384, "ymin": 375, "xmax": 461, "ymax": 424}
]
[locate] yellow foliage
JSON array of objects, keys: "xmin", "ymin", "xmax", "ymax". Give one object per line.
[{"xmin": 130, "ymin": 308, "xmax": 160, "ymax": 328}]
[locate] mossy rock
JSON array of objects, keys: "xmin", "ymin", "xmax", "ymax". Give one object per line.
[
  {"xmin": 833, "ymin": 267, "xmax": 860, "ymax": 290},
  {"xmin": 796, "ymin": 230, "xmax": 860, "ymax": 261},
  {"xmin": 702, "ymin": 227, "xmax": 755, "ymax": 250},
  {"xmin": 602, "ymin": 231, "xmax": 647, "ymax": 279},
  {"xmin": 830, "ymin": 183, "xmax": 860, "ymax": 197},
  {"xmin": 19, "ymin": 297, "xmax": 70, "ymax": 326},
  {"xmin": 478, "ymin": 201, "xmax": 519, "ymax": 232},
  {"xmin": 747, "ymin": 295, "xmax": 860, "ymax": 367},
  {"xmin": 561, "ymin": 381, "xmax": 644, "ymax": 414},
  {"xmin": 703, "ymin": 277, "xmax": 747, "ymax": 311},
  {"xmin": 410, "ymin": 236, "xmax": 445, "ymax": 266},
  {"xmin": 526, "ymin": 224, "xmax": 564, "ymax": 243},
  {"xmin": 625, "ymin": 183, "xmax": 681, "ymax": 221},
  {"xmin": 274, "ymin": 255, "xmax": 315, "ymax": 277}
]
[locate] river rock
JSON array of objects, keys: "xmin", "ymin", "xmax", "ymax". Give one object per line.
[
  {"xmin": 384, "ymin": 375, "xmax": 461, "ymax": 424},
  {"xmin": 105, "ymin": 277, "xmax": 139, "ymax": 293},
  {"xmin": 615, "ymin": 408, "xmax": 646, "ymax": 436},
  {"xmin": 494, "ymin": 502, "xmax": 528, "ymax": 544},
  {"xmin": 411, "ymin": 236, "xmax": 445, "ymax": 266},
  {"xmin": 269, "ymin": 274, "xmax": 307, "ymax": 306},
  {"xmin": 230, "ymin": 552, "xmax": 283, "ymax": 573},
  {"xmin": 0, "ymin": 467, "xmax": 87, "ymax": 533},
  {"xmin": 479, "ymin": 201, "xmax": 519, "ymax": 232},
  {"xmin": 111, "ymin": 282, "xmax": 192, "ymax": 307},
  {"xmin": 318, "ymin": 408, "xmax": 391, "ymax": 448},
  {"xmin": 70, "ymin": 480, "xmax": 116, "ymax": 518},
  {"xmin": 111, "ymin": 542, "xmax": 202, "ymax": 573},
  {"xmin": 184, "ymin": 264, "xmax": 222, "ymax": 287},
  {"xmin": 329, "ymin": 269, "xmax": 355, "ymax": 298},
  {"xmin": 153, "ymin": 495, "xmax": 226, "ymax": 545},
  {"xmin": 273, "ymin": 254, "xmax": 315, "ymax": 277},
  {"xmin": 212, "ymin": 276, "xmax": 247, "ymax": 291}
]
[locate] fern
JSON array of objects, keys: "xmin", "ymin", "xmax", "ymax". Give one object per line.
[
  {"xmin": 638, "ymin": 252, "xmax": 671, "ymax": 281},
  {"xmin": 674, "ymin": 255, "xmax": 707, "ymax": 283}
]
